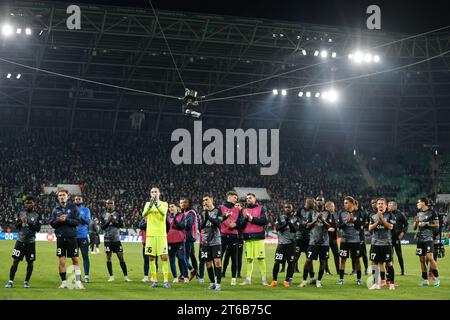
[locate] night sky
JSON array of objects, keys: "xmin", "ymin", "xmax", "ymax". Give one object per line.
[{"xmin": 56, "ymin": 0, "xmax": 450, "ymax": 34}]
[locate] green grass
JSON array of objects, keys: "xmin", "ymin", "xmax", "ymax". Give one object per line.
[{"xmin": 0, "ymin": 242, "xmax": 448, "ymax": 300}]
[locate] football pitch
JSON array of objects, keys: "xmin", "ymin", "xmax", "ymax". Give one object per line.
[{"xmin": 0, "ymin": 242, "xmax": 448, "ymax": 300}]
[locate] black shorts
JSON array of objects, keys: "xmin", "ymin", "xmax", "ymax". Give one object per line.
[
  {"xmin": 12, "ymin": 241, "xmax": 36, "ymax": 262},
  {"xmin": 57, "ymin": 237, "xmax": 79, "ymax": 257},
  {"xmin": 201, "ymin": 245, "xmax": 222, "ymax": 261},
  {"xmin": 275, "ymin": 243, "xmax": 296, "ymax": 263},
  {"xmin": 339, "ymin": 242, "xmax": 361, "ymax": 259},
  {"xmin": 295, "ymin": 239, "xmax": 309, "ymax": 255},
  {"xmin": 416, "ymin": 241, "xmax": 433, "ymax": 256},
  {"xmin": 307, "ymin": 245, "xmax": 329, "ymax": 261},
  {"xmin": 221, "ymin": 236, "xmax": 239, "ymax": 247},
  {"xmin": 105, "ymin": 241, "xmax": 123, "ymax": 253},
  {"xmin": 370, "ymin": 245, "xmax": 392, "ymax": 263},
  {"xmin": 360, "ymin": 241, "xmax": 367, "ymax": 254},
  {"xmin": 89, "ymin": 233, "xmax": 100, "ymax": 245}
]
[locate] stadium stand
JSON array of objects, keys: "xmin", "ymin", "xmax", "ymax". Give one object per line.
[{"xmin": 0, "ymin": 130, "xmax": 443, "ymax": 231}]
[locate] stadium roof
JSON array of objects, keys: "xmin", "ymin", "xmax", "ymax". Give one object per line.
[{"xmin": 0, "ymin": 0, "xmax": 449, "ymax": 147}]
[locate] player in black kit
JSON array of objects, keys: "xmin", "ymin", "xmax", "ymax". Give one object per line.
[
  {"xmin": 293, "ymin": 198, "xmax": 316, "ymax": 283},
  {"xmin": 201, "ymin": 194, "xmax": 225, "ymax": 290},
  {"xmin": 413, "ymin": 198, "xmax": 440, "ymax": 287},
  {"xmin": 388, "ymin": 201, "xmax": 408, "ymax": 275},
  {"xmin": 351, "ymin": 200, "xmax": 369, "ymax": 276},
  {"xmin": 269, "ymin": 203, "xmax": 299, "ymax": 287},
  {"xmin": 5, "ymin": 196, "xmax": 41, "ymax": 289},
  {"xmin": 368, "ymin": 198, "xmax": 396, "ymax": 290},
  {"xmin": 299, "ymin": 196, "xmax": 332, "ymax": 288},
  {"xmin": 337, "ymin": 196, "xmax": 364, "ymax": 286}
]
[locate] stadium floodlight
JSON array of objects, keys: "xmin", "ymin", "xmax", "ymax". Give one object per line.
[
  {"xmin": 374, "ymin": 55, "xmax": 380, "ymax": 63},
  {"xmin": 328, "ymin": 38, "xmax": 333, "ymax": 42},
  {"xmin": 16, "ymin": 74, "xmax": 21, "ymax": 79},
  {"xmin": 315, "ymin": 92, "xmax": 320, "ymax": 98},
  {"xmin": 348, "ymin": 54, "xmax": 353, "ymax": 60},
  {"xmin": 306, "ymin": 91, "xmax": 311, "ymax": 97},
  {"xmin": 302, "ymin": 49, "xmax": 307, "ymax": 56},
  {"xmin": 281, "ymin": 89, "xmax": 287, "ymax": 96},
  {"xmin": 320, "ymin": 50, "xmax": 328, "ymax": 58},
  {"xmin": 16, "ymin": 28, "xmax": 22, "ymax": 34},
  {"xmin": 25, "ymin": 28, "xmax": 32, "ymax": 35},
  {"xmin": 364, "ymin": 53, "xmax": 373, "ymax": 63},
  {"xmin": 331, "ymin": 52, "xmax": 337, "ymax": 58},
  {"xmin": 321, "ymin": 91, "xmax": 328, "ymax": 99},
  {"xmin": 279, "ymin": 33, "xmax": 284, "ymax": 37},
  {"xmin": 6, "ymin": 73, "xmax": 12, "ymax": 79},
  {"xmin": 354, "ymin": 51, "xmax": 363, "ymax": 63},
  {"xmin": 272, "ymin": 89, "xmax": 279, "ymax": 95},
  {"xmin": 327, "ymin": 90, "xmax": 338, "ymax": 102},
  {"xmin": 2, "ymin": 24, "xmax": 13, "ymax": 37},
  {"xmin": 314, "ymin": 51, "xmax": 319, "ymax": 57},
  {"xmin": 298, "ymin": 91, "xmax": 304, "ymax": 97}
]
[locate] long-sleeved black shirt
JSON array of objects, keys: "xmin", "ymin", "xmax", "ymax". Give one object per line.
[
  {"xmin": 16, "ymin": 209, "xmax": 41, "ymax": 243},
  {"xmin": 201, "ymin": 207, "xmax": 223, "ymax": 246},
  {"xmin": 337, "ymin": 210, "xmax": 363, "ymax": 243},
  {"xmin": 275, "ymin": 212, "xmax": 299, "ymax": 244},
  {"xmin": 391, "ymin": 210, "xmax": 408, "ymax": 239},
  {"xmin": 101, "ymin": 211, "xmax": 124, "ymax": 242}
]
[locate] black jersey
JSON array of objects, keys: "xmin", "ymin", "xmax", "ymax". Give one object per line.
[
  {"xmin": 101, "ymin": 211, "xmax": 124, "ymax": 242},
  {"xmin": 416, "ymin": 210, "xmax": 438, "ymax": 243},
  {"xmin": 295, "ymin": 207, "xmax": 313, "ymax": 241},
  {"xmin": 307, "ymin": 210, "xmax": 330, "ymax": 246},
  {"xmin": 15, "ymin": 210, "xmax": 41, "ymax": 243},
  {"xmin": 201, "ymin": 207, "xmax": 223, "ymax": 246},
  {"xmin": 370, "ymin": 211, "xmax": 396, "ymax": 246},
  {"xmin": 275, "ymin": 212, "xmax": 299, "ymax": 245},
  {"xmin": 337, "ymin": 210, "xmax": 363, "ymax": 243}
]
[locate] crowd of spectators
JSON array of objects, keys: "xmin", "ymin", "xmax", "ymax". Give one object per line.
[{"xmin": 0, "ymin": 130, "xmax": 440, "ymax": 231}]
